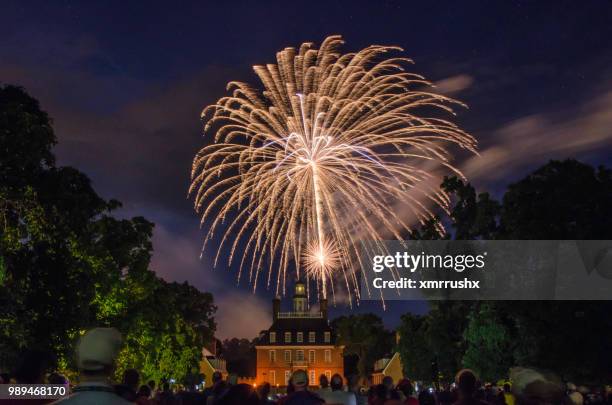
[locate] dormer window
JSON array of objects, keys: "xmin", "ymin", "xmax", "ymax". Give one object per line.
[
  {"xmin": 324, "ymin": 331, "xmax": 331, "ymax": 343},
  {"xmin": 270, "ymin": 332, "xmax": 276, "ymax": 343},
  {"xmin": 284, "ymin": 332, "xmax": 291, "ymax": 343},
  {"xmin": 297, "ymin": 332, "xmax": 303, "ymax": 343},
  {"xmin": 308, "ymin": 331, "xmax": 316, "ymax": 343}
]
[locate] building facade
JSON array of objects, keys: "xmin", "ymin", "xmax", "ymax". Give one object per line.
[
  {"xmin": 372, "ymin": 352, "xmax": 403, "ymax": 385},
  {"xmin": 255, "ymin": 282, "xmax": 344, "ymax": 387},
  {"xmin": 372, "ymin": 332, "xmax": 404, "ymax": 385},
  {"xmin": 199, "ymin": 339, "xmax": 228, "ymax": 388}
]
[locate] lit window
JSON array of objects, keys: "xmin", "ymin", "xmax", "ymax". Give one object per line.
[
  {"xmin": 308, "ymin": 350, "xmax": 315, "ymax": 363},
  {"xmin": 297, "ymin": 332, "xmax": 303, "ymax": 343},
  {"xmin": 296, "ymin": 350, "xmax": 304, "ymax": 361},
  {"xmin": 270, "ymin": 370, "xmax": 276, "ymax": 385},
  {"xmin": 269, "ymin": 350, "xmax": 276, "ymax": 363},
  {"xmin": 284, "ymin": 332, "xmax": 291, "ymax": 343},
  {"xmin": 324, "ymin": 331, "xmax": 331, "ymax": 343},
  {"xmin": 269, "ymin": 332, "xmax": 276, "ymax": 343},
  {"xmin": 284, "ymin": 350, "xmax": 291, "ymax": 363},
  {"xmin": 309, "ymin": 370, "xmax": 316, "ymax": 385},
  {"xmin": 324, "ymin": 349, "xmax": 331, "ymax": 363},
  {"xmin": 308, "ymin": 331, "xmax": 316, "ymax": 343},
  {"xmin": 285, "ymin": 370, "xmax": 291, "ymax": 385}
]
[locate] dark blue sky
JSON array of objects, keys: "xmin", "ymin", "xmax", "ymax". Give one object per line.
[{"xmin": 3, "ymin": 0, "xmax": 612, "ymax": 338}]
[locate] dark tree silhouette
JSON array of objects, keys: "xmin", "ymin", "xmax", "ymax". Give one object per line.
[
  {"xmin": 500, "ymin": 159, "xmax": 612, "ymax": 239},
  {"xmin": 399, "ymin": 160, "xmax": 612, "ymax": 383},
  {"xmin": 331, "ymin": 313, "xmax": 393, "ymax": 379}
]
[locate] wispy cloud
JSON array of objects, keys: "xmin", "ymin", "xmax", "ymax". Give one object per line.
[
  {"xmin": 463, "ymin": 87, "xmax": 612, "ymax": 183},
  {"xmin": 214, "ymin": 292, "xmax": 272, "ymax": 340},
  {"xmin": 433, "ymin": 74, "xmax": 474, "ymax": 95}
]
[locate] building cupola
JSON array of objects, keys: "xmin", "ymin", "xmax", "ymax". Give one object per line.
[{"xmin": 292, "ymin": 281, "xmax": 307, "ymax": 313}]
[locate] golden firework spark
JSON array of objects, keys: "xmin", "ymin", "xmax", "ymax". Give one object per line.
[
  {"xmin": 303, "ymin": 237, "xmax": 341, "ymax": 293},
  {"xmin": 190, "ymin": 35, "xmax": 476, "ymax": 303}
]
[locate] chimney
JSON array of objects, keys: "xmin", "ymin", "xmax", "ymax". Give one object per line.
[
  {"xmin": 272, "ymin": 296, "xmax": 281, "ymax": 321},
  {"xmin": 320, "ymin": 296, "xmax": 328, "ymax": 319}
]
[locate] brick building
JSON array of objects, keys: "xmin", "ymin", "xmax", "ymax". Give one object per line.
[{"xmin": 255, "ymin": 281, "xmax": 344, "ymax": 387}]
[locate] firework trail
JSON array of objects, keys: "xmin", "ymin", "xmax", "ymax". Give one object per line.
[{"xmin": 190, "ymin": 35, "xmax": 476, "ymax": 304}]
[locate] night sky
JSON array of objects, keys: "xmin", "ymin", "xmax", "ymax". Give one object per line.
[{"xmin": 3, "ymin": 0, "xmax": 612, "ymax": 339}]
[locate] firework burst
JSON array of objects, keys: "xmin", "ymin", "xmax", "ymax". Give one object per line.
[
  {"xmin": 303, "ymin": 237, "xmax": 341, "ymax": 291},
  {"xmin": 190, "ymin": 35, "xmax": 476, "ymax": 304}
]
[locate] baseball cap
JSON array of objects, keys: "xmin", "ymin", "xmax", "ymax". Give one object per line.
[
  {"xmin": 291, "ymin": 370, "xmax": 308, "ymax": 387},
  {"xmin": 77, "ymin": 328, "xmax": 123, "ymax": 371}
]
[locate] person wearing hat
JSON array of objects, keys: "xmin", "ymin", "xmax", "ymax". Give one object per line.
[
  {"xmin": 280, "ymin": 370, "xmax": 324, "ymax": 405},
  {"xmin": 52, "ymin": 328, "xmax": 130, "ymax": 404}
]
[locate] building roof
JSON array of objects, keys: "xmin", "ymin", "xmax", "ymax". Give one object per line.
[
  {"xmin": 373, "ymin": 352, "xmax": 401, "ymax": 374},
  {"xmin": 201, "ymin": 351, "xmax": 227, "ymax": 373},
  {"xmin": 260, "ymin": 316, "xmax": 335, "ymax": 346}
]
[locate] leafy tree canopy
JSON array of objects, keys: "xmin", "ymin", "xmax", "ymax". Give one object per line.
[
  {"xmin": 331, "ymin": 313, "xmax": 393, "ymax": 379},
  {"xmin": 0, "ymin": 85, "xmax": 216, "ymax": 383}
]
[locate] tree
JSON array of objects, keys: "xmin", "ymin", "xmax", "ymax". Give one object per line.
[
  {"xmin": 461, "ymin": 303, "xmax": 513, "ymax": 381},
  {"xmin": 442, "ymin": 176, "xmax": 501, "ymax": 240},
  {"xmin": 400, "ymin": 160, "xmax": 612, "ymax": 384},
  {"xmin": 0, "ymin": 87, "xmax": 113, "ymax": 365},
  {"xmin": 332, "ymin": 314, "xmax": 393, "ymax": 378},
  {"xmin": 425, "ymin": 301, "xmax": 473, "ymax": 380},
  {"xmin": 438, "ymin": 159, "xmax": 612, "ymax": 240},
  {"xmin": 496, "ymin": 301, "xmax": 612, "ymax": 384},
  {"xmin": 0, "ymin": 85, "xmax": 56, "ymax": 190},
  {"xmin": 221, "ymin": 338, "xmax": 257, "ymax": 377},
  {"xmin": 396, "ymin": 302, "xmax": 473, "ymax": 383},
  {"xmin": 500, "ymin": 160, "xmax": 612, "ymax": 239},
  {"xmin": 113, "ymin": 280, "xmax": 216, "ymax": 383},
  {"xmin": 396, "ymin": 313, "xmax": 432, "ymax": 381},
  {"xmin": 0, "ymin": 85, "xmax": 217, "ymax": 382}
]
